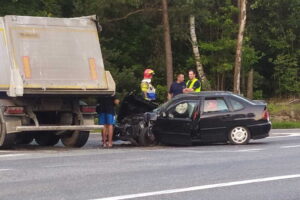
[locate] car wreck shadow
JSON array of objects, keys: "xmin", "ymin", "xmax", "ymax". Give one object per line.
[{"xmin": 176, "ymin": 141, "xmax": 269, "ymax": 147}]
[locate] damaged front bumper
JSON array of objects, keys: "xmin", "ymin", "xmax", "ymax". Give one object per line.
[{"xmin": 113, "ymin": 94, "xmax": 158, "ymax": 145}]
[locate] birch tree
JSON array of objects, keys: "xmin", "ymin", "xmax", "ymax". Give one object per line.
[
  {"xmin": 233, "ymin": 0, "xmax": 247, "ymax": 94},
  {"xmin": 189, "ymin": 14, "xmax": 211, "ymax": 90}
]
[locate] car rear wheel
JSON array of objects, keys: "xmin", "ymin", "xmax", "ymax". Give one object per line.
[{"xmin": 228, "ymin": 126, "xmax": 250, "ymax": 145}]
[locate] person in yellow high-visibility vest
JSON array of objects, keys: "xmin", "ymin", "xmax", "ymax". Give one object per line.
[
  {"xmin": 183, "ymin": 69, "xmax": 201, "ymax": 93},
  {"xmin": 141, "ymin": 69, "xmax": 156, "ymax": 100}
]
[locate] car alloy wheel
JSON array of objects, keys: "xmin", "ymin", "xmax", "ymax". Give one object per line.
[{"xmin": 229, "ymin": 126, "xmax": 250, "ymax": 145}]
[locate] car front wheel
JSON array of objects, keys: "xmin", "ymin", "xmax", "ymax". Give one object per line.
[
  {"xmin": 139, "ymin": 127, "xmax": 156, "ymax": 146},
  {"xmin": 228, "ymin": 126, "xmax": 250, "ymax": 145}
]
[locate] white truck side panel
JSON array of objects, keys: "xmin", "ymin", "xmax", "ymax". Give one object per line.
[
  {"xmin": 0, "ymin": 18, "xmax": 11, "ymax": 88},
  {"xmin": 0, "ymin": 15, "xmax": 115, "ymax": 95}
]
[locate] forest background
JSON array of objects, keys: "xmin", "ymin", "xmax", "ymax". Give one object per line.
[{"xmin": 1, "ymin": 0, "xmax": 299, "ymax": 126}]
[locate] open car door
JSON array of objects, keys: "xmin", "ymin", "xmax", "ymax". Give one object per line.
[{"xmin": 154, "ymin": 100, "xmax": 199, "ymax": 145}]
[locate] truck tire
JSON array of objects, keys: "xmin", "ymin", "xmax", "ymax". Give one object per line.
[
  {"xmin": 61, "ymin": 131, "xmax": 89, "ymax": 148},
  {"xmin": 138, "ymin": 127, "xmax": 156, "ymax": 146},
  {"xmin": 0, "ymin": 124, "xmax": 16, "ymax": 149},
  {"xmin": 15, "ymin": 133, "xmax": 34, "ymax": 145},
  {"xmin": 35, "ymin": 132, "xmax": 60, "ymax": 146}
]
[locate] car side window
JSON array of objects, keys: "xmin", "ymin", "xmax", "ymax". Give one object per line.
[
  {"xmin": 229, "ymin": 98, "xmax": 245, "ymax": 111},
  {"xmin": 203, "ymin": 98, "xmax": 229, "ymax": 113},
  {"xmin": 168, "ymin": 101, "xmax": 198, "ymax": 119}
]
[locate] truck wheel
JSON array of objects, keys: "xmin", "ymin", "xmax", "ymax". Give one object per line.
[
  {"xmin": 35, "ymin": 132, "xmax": 60, "ymax": 146},
  {"xmin": 0, "ymin": 124, "xmax": 16, "ymax": 149},
  {"xmin": 139, "ymin": 127, "xmax": 156, "ymax": 146},
  {"xmin": 15, "ymin": 133, "xmax": 34, "ymax": 145},
  {"xmin": 61, "ymin": 131, "xmax": 89, "ymax": 148}
]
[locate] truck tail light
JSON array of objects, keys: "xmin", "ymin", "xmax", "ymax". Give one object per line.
[
  {"xmin": 262, "ymin": 109, "xmax": 270, "ymax": 121},
  {"xmin": 81, "ymin": 106, "xmax": 96, "ymax": 113},
  {"xmin": 5, "ymin": 106, "xmax": 25, "ymax": 114}
]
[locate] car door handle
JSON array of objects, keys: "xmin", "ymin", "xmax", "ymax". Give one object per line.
[
  {"xmin": 222, "ymin": 114, "xmax": 231, "ymax": 119},
  {"xmin": 247, "ymin": 113, "xmax": 255, "ymax": 117}
]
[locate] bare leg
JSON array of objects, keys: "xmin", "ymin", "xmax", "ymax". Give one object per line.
[
  {"xmin": 107, "ymin": 125, "xmax": 114, "ymax": 147},
  {"xmin": 102, "ymin": 125, "xmax": 108, "ymax": 147}
]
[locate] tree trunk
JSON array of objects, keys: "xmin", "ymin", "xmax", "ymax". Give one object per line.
[
  {"xmin": 247, "ymin": 68, "xmax": 254, "ymax": 99},
  {"xmin": 233, "ymin": 0, "xmax": 247, "ymax": 94},
  {"xmin": 217, "ymin": 74, "xmax": 220, "ymax": 90},
  {"xmin": 241, "ymin": 63, "xmax": 246, "ymax": 94},
  {"xmin": 189, "ymin": 15, "xmax": 211, "ymax": 90},
  {"xmin": 221, "ymin": 73, "xmax": 225, "ymax": 91},
  {"xmin": 161, "ymin": 0, "xmax": 173, "ymax": 90}
]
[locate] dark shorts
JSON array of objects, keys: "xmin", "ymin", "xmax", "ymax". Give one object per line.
[{"xmin": 98, "ymin": 113, "xmax": 115, "ymax": 125}]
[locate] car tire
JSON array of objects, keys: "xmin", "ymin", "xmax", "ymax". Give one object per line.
[
  {"xmin": 61, "ymin": 131, "xmax": 89, "ymax": 148},
  {"xmin": 35, "ymin": 132, "xmax": 60, "ymax": 146},
  {"xmin": 228, "ymin": 126, "xmax": 250, "ymax": 145},
  {"xmin": 139, "ymin": 127, "xmax": 156, "ymax": 146}
]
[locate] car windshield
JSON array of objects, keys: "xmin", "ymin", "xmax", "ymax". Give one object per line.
[{"xmin": 153, "ymin": 100, "xmax": 173, "ymax": 113}]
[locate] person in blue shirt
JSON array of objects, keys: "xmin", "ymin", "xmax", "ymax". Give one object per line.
[{"xmin": 168, "ymin": 73, "xmax": 186, "ymax": 100}]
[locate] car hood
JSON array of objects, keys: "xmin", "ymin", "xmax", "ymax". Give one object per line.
[{"xmin": 117, "ymin": 94, "xmax": 158, "ymax": 122}]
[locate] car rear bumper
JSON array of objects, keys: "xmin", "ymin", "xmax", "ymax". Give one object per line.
[{"xmin": 247, "ymin": 122, "xmax": 271, "ymax": 139}]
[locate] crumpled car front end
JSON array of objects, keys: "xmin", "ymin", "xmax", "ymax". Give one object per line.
[{"xmin": 114, "ymin": 93, "xmax": 158, "ymax": 146}]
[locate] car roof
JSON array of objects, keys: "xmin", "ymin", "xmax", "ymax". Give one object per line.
[
  {"xmin": 172, "ymin": 91, "xmax": 257, "ymax": 105},
  {"xmin": 173, "ymin": 91, "xmax": 234, "ymax": 99}
]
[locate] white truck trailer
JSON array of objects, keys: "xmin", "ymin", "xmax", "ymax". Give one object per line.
[{"xmin": 0, "ymin": 15, "xmax": 115, "ymax": 148}]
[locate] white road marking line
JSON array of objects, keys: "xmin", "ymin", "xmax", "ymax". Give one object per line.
[
  {"xmin": 153, "ymin": 148, "xmax": 264, "ymax": 154},
  {"xmin": 0, "ymin": 153, "xmax": 26, "ymax": 158},
  {"xmin": 271, "ymin": 132, "xmax": 300, "ymax": 135},
  {"xmin": 269, "ymin": 134, "xmax": 300, "ymax": 139},
  {"xmin": 91, "ymin": 174, "xmax": 300, "ymax": 200},
  {"xmin": 280, "ymin": 145, "xmax": 300, "ymax": 149},
  {"xmin": 237, "ymin": 148, "xmax": 263, "ymax": 152},
  {"xmin": 0, "ymin": 169, "xmax": 12, "ymax": 172},
  {"xmin": 44, "ymin": 164, "xmax": 74, "ymax": 168},
  {"xmin": 272, "ymin": 132, "xmax": 300, "ymax": 134}
]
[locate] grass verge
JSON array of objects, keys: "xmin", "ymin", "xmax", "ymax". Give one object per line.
[{"xmin": 272, "ymin": 121, "xmax": 300, "ymax": 129}]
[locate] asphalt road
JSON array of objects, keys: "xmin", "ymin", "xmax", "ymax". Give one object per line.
[{"xmin": 1, "ymin": 129, "xmax": 300, "ymax": 200}]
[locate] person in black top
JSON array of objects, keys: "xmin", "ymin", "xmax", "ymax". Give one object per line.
[
  {"xmin": 168, "ymin": 74, "xmax": 186, "ymax": 100},
  {"xmin": 97, "ymin": 95, "xmax": 119, "ymax": 148}
]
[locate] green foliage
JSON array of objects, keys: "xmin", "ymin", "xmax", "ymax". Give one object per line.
[
  {"xmin": 253, "ymin": 90, "xmax": 263, "ymax": 100},
  {"xmin": 273, "ymin": 54, "xmax": 300, "ymax": 96},
  {"xmin": 0, "ymin": 0, "xmax": 299, "ymax": 100},
  {"xmin": 272, "ymin": 121, "xmax": 300, "ymax": 129},
  {"xmin": 156, "ymin": 84, "xmax": 168, "ymax": 103},
  {"xmin": 0, "ymin": 0, "xmax": 63, "ymax": 16},
  {"xmin": 247, "ymin": 0, "xmax": 300, "ymax": 97}
]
